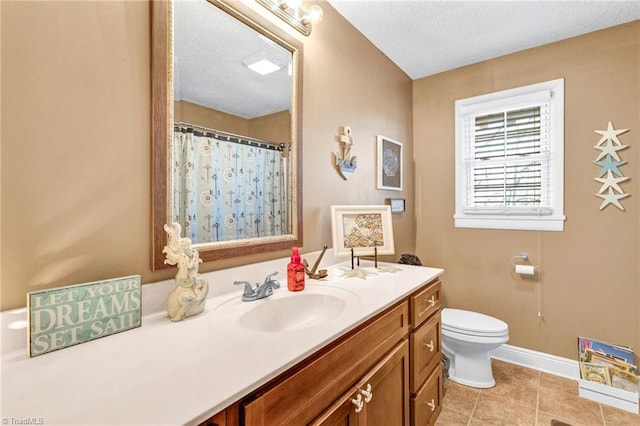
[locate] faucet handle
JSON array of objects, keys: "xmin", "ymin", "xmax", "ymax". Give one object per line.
[
  {"xmin": 234, "ymin": 280, "xmax": 255, "ymax": 297},
  {"xmin": 265, "ymin": 271, "xmax": 278, "ymax": 281},
  {"xmin": 264, "ymin": 271, "xmax": 280, "ymax": 289}
]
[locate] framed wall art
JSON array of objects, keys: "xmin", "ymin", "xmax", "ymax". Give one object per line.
[
  {"xmin": 330, "ymin": 205, "xmax": 395, "ymax": 257},
  {"xmin": 376, "ymin": 135, "xmax": 403, "ymax": 191}
]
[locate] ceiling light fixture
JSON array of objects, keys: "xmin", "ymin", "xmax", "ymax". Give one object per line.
[
  {"xmin": 246, "ymin": 58, "xmax": 281, "ymax": 75},
  {"xmin": 256, "ymin": 0, "xmax": 323, "ymax": 36},
  {"xmin": 242, "ymin": 53, "xmax": 283, "ymax": 75}
]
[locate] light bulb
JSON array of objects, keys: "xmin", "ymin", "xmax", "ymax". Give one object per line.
[{"xmin": 303, "ymin": 4, "xmax": 323, "ymax": 24}]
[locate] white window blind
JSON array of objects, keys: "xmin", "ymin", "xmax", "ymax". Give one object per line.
[
  {"xmin": 463, "ymin": 103, "xmax": 551, "ymax": 215},
  {"xmin": 454, "ymin": 79, "xmax": 565, "ymax": 231}
]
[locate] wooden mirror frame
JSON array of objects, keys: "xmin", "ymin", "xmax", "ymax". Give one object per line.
[{"xmin": 151, "ymin": 0, "xmax": 303, "ymax": 270}]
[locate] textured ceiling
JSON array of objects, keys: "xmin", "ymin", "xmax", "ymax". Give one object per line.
[
  {"xmin": 174, "ymin": 0, "xmax": 291, "ymax": 120},
  {"xmin": 328, "ymin": 0, "xmax": 640, "ymax": 80},
  {"xmin": 174, "ymin": 0, "xmax": 640, "ymax": 120}
]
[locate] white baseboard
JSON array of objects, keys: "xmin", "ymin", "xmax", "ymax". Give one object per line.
[
  {"xmin": 490, "ymin": 343, "xmax": 580, "ymax": 380},
  {"xmin": 490, "ymin": 343, "xmax": 639, "ymax": 414}
]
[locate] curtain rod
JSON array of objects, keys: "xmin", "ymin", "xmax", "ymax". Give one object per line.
[{"xmin": 174, "ymin": 121, "xmax": 286, "ymax": 151}]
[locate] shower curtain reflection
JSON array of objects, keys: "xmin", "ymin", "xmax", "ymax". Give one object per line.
[{"xmin": 172, "ymin": 127, "xmax": 287, "ymax": 244}]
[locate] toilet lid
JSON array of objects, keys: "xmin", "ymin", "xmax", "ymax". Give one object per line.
[{"xmin": 442, "ymin": 308, "xmax": 508, "ymax": 337}]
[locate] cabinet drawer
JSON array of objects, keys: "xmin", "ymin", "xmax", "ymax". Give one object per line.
[
  {"xmin": 410, "ymin": 311, "xmax": 441, "ymax": 393},
  {"xmin": 411, "ymin": 363, "xmax": 442, "ymax": 426},
  {"xmin": 243, "ymin": 301, "xmax": 409, "ymax": 425},
  {"xmin": 410, "ymin": 279, "xmax": 441, "ymax": 329}
]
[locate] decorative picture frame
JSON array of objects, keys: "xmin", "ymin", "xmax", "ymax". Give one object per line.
[
  {"xmin": 376, "ymin": 135, "xmax": 403, "ymax": 191},
  {"xmin": 330, "ymin": 205, "xmax": 395, "ymax": 257}
]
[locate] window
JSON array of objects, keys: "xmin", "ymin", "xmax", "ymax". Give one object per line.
[{"xmin": 454, "ymin": 79, "xmax": 565, "ymax": 231}]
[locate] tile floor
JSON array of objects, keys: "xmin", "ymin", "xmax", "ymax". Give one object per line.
[{"xmin": 435, "ymin": 359, "xmax": 640, "ymax": 425}]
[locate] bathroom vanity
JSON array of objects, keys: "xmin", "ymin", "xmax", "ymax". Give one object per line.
[
  {"xmin": 203, "ymin": 266, "xmax": 443, "ymax": 425},
  {"xmin": 1, "ymin": 258, "xmax": 443, "ymax": 425}
]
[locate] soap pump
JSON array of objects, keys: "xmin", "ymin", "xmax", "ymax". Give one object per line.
[{"xmin": 287, "ymin": 247, "xmax": 305, "ymax": 292}]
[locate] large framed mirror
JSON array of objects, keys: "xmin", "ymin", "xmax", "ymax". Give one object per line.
[{"xmin": 151, "ymin": 0, "xmax": 303, "ymax": 270}]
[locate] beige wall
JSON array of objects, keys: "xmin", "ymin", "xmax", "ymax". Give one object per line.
[
  {"xmin": 175, "ymin": 100, "xmax": 250, "ymax": 136},
  {"xmin": 249, "ymin": 110, "xmax": 290, "ymax": 147},
  {"xmin": 2, "ymin": 0, "xmax": 152, "ymax": 310},
  {"xmin": 413, "ymin": 22, "xmax": 639, "ymax": 360},
  {"xmin": 176, "ymin": 100, "xmax": 291, "ymax": 146},
  {"xmin": 0, "ymin": 0, "xmax": 414, "ymax": 310}
]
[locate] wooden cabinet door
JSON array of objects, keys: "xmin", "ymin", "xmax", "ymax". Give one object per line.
[
  {"xmin": 311, "ymin": 340, "xmax": 410, "ymax": 426},
  {"xmin": 309, "ymin": 388, "xmax": 361, "ymax": 426},
  {"xmin": 358, "ymin": 340, "xmax": 410, "ymax": 426}
]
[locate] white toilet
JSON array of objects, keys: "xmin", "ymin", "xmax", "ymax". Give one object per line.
[{"xmin": 441, "ymin": 308, "xmax": 509, "ymax": 388}]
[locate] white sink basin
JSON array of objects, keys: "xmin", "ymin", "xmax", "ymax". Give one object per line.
[
  {"xmin": 212, "ymin": 286, "xmax": 360, "ymax": 333},
  {"xmin": 239, "ymin": 293, "xmax": 346, "ymax": 332}
]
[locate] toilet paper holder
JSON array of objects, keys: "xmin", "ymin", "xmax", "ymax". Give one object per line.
[
  {"xmin": 510, "ymin": 252, "xmax": 529, "ymax": 266},
  {"xmin": 510, "ymin": 252, "xmax": 536, "ymax": 275}
]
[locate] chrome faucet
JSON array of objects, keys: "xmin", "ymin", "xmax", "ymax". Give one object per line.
[{"xmin": 234, "ymin": 271, "xmax": 281, "ymax": 301}]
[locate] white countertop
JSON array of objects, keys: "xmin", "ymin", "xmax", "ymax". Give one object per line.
[{"xmin": 1, "ymin": 254, "xmax": 442, "ymax": 425}]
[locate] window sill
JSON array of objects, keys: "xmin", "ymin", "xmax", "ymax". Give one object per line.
[{"xmin": 453, "ymin": 215, "xmax": 565, "ymax": 231}]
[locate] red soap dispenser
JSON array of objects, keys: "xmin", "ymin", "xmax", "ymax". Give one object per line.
[{"xmin": 287, "ymin": 247, "xmax": 305, "ymax": 292}]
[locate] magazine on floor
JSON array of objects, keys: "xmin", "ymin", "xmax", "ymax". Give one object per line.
[{"xmin": 578, "ymin": 336, "xmax": 638, "ymax": 391}]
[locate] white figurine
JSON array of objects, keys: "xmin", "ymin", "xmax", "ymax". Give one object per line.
[{"xmin": 163, "ymin": 223, "xmax": 209, "ymax": 321}]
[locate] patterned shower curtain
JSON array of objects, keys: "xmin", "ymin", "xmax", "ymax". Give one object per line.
[{"xmin": 172, "ymin": 128, "xmax": 287, "ymax": 244}]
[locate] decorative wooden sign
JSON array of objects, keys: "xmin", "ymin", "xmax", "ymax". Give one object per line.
[
  {"xmin": 334, "ymin": 125, "xmax": 358, "ymax": 180},
  {"xmin": 28, "ymin": 275, "xmax": 142, "ymax": 357}
]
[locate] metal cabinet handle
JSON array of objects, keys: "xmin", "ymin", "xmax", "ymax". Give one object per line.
[
  {"xmin": 352, "ymin": 393, "xmax": 364, "ymax": 413},
  {"xmin": 425, "ymin": 398, "xmax": 436, "ymax": 411},
  {"xmin": 423, "ymin": 340, "xmax": 435, "ymax": 352},
  {"xmin": 426, "ymin": 295, "xmax": 436, "ymax": 307},
  {"xmin": 359, "ymin": 383, "xmax": 373, "ymax": 403}
]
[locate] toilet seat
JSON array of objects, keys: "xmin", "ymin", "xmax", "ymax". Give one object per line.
[{"xmin": 442, "ymin": 308, "xmax": 508, "ymax": 338}]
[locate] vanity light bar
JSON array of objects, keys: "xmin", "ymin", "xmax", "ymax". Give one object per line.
[{"xmin": 256, "ymin": 0, "xmax": 322, "ymax": 36}]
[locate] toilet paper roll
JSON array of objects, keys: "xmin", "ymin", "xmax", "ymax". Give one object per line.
[{"xmin": 515, "ymin": 264, "xmax": 535, "ymax": 275}]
